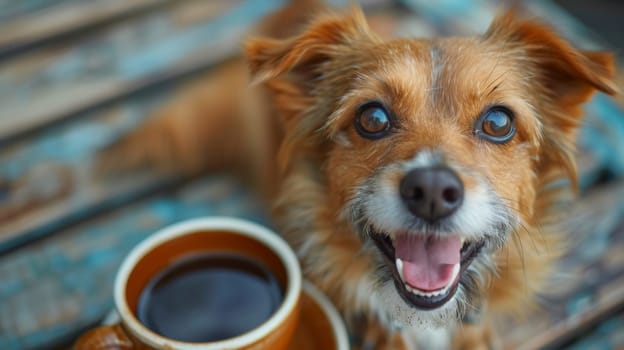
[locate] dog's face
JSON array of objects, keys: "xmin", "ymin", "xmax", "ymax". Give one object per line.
[{"xmin": 247, "ymin": 8, "xmax": 616, "ymax": 326}]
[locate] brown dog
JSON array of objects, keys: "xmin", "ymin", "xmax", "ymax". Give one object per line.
[{"xmin": 103, "ymin": 2, "xmax": 618, "ymax": 348}]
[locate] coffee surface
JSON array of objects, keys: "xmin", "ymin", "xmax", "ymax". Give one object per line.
[{"xmin": 137, "ymin": 252, "xmax": 283, "ymax": 342}]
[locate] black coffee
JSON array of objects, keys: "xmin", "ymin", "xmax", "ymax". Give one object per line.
[{"xmin": 137, "ymin": 253, "xmax": 283, "ymax": 342}]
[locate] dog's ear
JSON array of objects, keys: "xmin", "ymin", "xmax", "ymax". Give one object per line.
[
  {"xmin": 245, "ymin": 6, "xmax": 376, "ymax": 86},
  {"xmin": 484, "ymin": 10, "xmax": 618, "ymax": 104},
  {"xmin": 484, "ymin": 10, "xmax": 619, "ymax": 187},
  {"xmin": 244, "ymin": 6, "xmax": 378, "ymax": 169}
]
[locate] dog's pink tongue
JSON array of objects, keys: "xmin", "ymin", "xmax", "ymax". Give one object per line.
[{"xmin": 395, "ymin": 234, "xmax": 461, "ymax": 291}]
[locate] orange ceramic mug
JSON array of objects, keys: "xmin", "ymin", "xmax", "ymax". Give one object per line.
[{"xmin": 75, "ymin": 217, "xmax": 302, "ymax": 350}]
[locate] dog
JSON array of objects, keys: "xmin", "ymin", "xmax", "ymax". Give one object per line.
[{"xmin": 101, "ymin": 1, "xmax": 618, "ymax": 348}]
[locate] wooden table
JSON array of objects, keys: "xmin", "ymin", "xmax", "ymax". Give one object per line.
[{"xmin": 0, "ymin": 1, "xmax": 622, "ymax": 349}]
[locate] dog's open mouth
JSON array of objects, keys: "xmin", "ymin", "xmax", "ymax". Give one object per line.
[{"xmin": 371, "ymin": 232, "xmax": 485, "ymax": 310}]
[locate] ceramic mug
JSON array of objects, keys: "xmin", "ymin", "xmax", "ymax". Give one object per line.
[{"xmin": 75, "ymin": 217, "xmax": 302, "ymax": 350}]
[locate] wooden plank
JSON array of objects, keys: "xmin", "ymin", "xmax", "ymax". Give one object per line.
[
  {"xmin": 0, "ymin": 0, "xmax": 175, "ymax": 59},
  {"xmin": 0, "ymin": 1, "xmax": 623, "ymax": 348},
  {"xmin": 525, "ymin": 0, "xmax": 615, "ymax": 50},
  {"xmin": 0, "ymin": 0, "xmax": 275, "ymax": 144},
  {"xmin": 0, "ymin": 0, "xmax": 411, "ymax": 146},
  {"xmin": 522, "ymin": 282, "xmax": 624, "ymax": 349},
  {"xmin": 1, "ymin": 179, "xmax": 622, "ymax": 349},
  {"xmin": 0, "ymin": 176, "xmax": 268, "ymax": 350},
  {"xmin": 0, "ymin": 0, "xmax": 618, "ymax": 264},
  {"xmin": 579, "ymin": 95, "xmax": 624, "ymax": 181},
  {"xmin": 0, "ymin": 83, "xmax": 183, "ymax": 253},
  {"xmin": 398, "ymin": 0, "xmax": 613, "ymax": 49},
  {"xmin": 0, "ymin": 3, "xmax": 423, "ymax": 252},
  {"xmin": 0, "ymin": 0, "xmax": 77, "ymax": 23},
  {"xmin": 500, "ymin": 182, "xmax": 624, "ymax": 349}
]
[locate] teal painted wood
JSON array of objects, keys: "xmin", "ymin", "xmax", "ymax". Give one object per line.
[
  {"xmin": 580, "ymin": 95, "xmax": 624, "ymax": 183},
  {"xmin": 0, "ymin": 0, "xmax": 81, "ymax": 23},
  {"xmin": 0, "ymin": 176, "xmax": 269, "ymax": 350},
  {"xmin": 0, "ymin": 0, "xmax": 421, "ymax": 253},
  {"xmin": 504, "ymin": 182, "xmax": 624, "ymax": 348},
  {"xmin": 0, "ymin": 0, "xmax": 295, "ymax": 249},
  {"xmin": 0, "ymin": 0, "xmax": 176, "ymax": 59},
  {"xmin": 0, "ymin": 0, "xmax": 623, "ymax": 349},
  {"xmin": 0, "ymin": 80, "xmax": 181, "ymax": 250},
  {"xmin": 567, "ymin": 312, "xmax": 624, "ymax": 350},
  {"xmin": 0, "ymin": 0, "xmax": 283, "ymax": 143},
  {"xmin": 398, "ymin": 0, "xmax": 612, "ymax": 49},
  {"xmin": 3, "ymin": 0, "xmax": 622, "ymax": 252}
]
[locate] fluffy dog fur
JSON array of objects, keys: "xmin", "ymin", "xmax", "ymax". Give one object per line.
[{"xmin": 102, "ymin": 1, "xmax": 618, "ymax": 348}]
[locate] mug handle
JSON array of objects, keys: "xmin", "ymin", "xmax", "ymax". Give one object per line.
[{"xmin": 75, "ymin": 324, "xmax": 147, "ymax": 349}]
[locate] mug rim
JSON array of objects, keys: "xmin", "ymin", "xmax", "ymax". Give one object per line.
[{"xmin": 114, "ymin": 217, "xmax": 302, "ymax": 350}]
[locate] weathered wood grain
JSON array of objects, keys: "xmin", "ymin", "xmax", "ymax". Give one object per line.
[
  {"xmin": 501, "ymin": 182, "xmax": 624, "ymax": 349},
  {"xmin": 616, "ymin": 70, "xmax": 624, "ymax": 108},
  {"xmin": 0, "ymin": 0, "xmax": 269, "ymax": 248},
  {"xmin": 0, "ymin": 0, "xmax": 272, "ymax": 144},
  {"xmin": 0, "ymin": 0, "xmax": 176, "ymax": 59},
  {"xmin": 0, "ymin": 83, "xmax": 183, "ymax": 253},
  {"xmin": 0, "ymin": 2, "xmax": 428, "ymax": 253},
  {"xmin": 579, "ymin": 95, "xmax": 624, "ymax": 182},
  {"xmin": 0, "ymin": 0, "xmax": 77, "ymax": 23},
  {"xmin": 2, "ymin": 0, "xmax": 620, "ymax": 252},
  {"xmin": 398, "ymin": 0, "xmax": 612, "ymax": 49},
  {"xmin": 0, "ymin": 0, "xmax": 623, "ymax": 349},
  {"xmin": 0, "ymin": 176, "xmax": 268, "ymax": 350}
]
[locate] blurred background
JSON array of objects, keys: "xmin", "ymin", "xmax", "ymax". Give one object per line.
[{"xmin": 0, "ymin": 0, "xmax": 622, "ymax": 349}]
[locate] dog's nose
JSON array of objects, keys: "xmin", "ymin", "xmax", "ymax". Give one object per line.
[{"xmin": 399, "ymin": 167, "xmax": 464, "ymax": 222}]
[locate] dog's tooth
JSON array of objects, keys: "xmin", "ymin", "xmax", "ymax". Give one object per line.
[
  {"xmin": 450, "ymin": 263, "xmax": 460, "ymax": 282},
  {"xmin": 396, "ymin": 258, "xmax": 405, "ymax": 282},
  {"xmin": 406, "ymin": 283, "xmax": 453, "ymax": 298},
  {"xmin": 440, "ymin": 284, "xmax": 450, "ymax": 295},
  {"xmin": 408, "ymin": 287, "xmax": 431, "ymax": 298},
  {"xmin": 404, "ymin": 282, "xmax": 458, "ymax": 298}
]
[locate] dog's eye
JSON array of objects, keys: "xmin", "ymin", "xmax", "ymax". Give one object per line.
[
  {"xmin": 355, "ymin": 103, "xmax": 392, "ymax": 139},
  {"xmin": 474, "ymin": 106, "xmax": 515, "ymax": 143}
]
